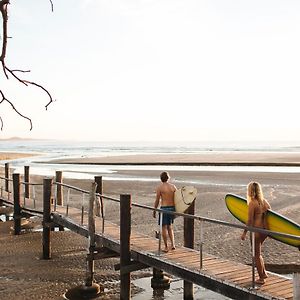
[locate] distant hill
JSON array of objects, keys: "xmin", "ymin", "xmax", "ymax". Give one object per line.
[{"xmin": 0, "ymin": 137, "xmax": 49, "ymax": 141}]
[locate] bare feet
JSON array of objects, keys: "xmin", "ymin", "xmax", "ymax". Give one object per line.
[
  {"xmin": 255, "ymin": 278, "xmax": 265, "ymax": 285},
  {"xmin": 162, "ymin": 248, "xmax": 169, "ymax": 253}
]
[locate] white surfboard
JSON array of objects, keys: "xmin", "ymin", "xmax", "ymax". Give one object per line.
[{"xmin": 174, "ymin": 186, "xmax": 198, "ymax": 213}]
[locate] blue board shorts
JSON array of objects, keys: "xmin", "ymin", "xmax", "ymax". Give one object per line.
[{"xmin": 158, "ymin": 206, "xmax": 175, "ymax": 225}]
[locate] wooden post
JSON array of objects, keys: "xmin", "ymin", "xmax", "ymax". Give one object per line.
[
  {"xmin": 183, "ymin": 201, "xmax": 195, "ymax": 300},
  {"xmin": 24, "ymin": 166, "xmax": 30, "ymax": 199},
  {"xmin": 120, "ymin": 194, "xmax": 131, "ymax": 300},
  {"xmin": 43, "ymin": 178, "xmax": 52, "ymax": 259},
  {"xmin": 85, "ymin": 182, "xmax": 97, "ymax": 286},
  {"xmin": 5, "ymin": 163, "xmax": 9, "ymax": 192},
  {"xmin": 293, "ymin": 273, "xmax": 300, "ymax": 300},
  {"xmin": 94, "ymin": 176, "xmax": 103, "ymax": 217},
  {"xmin": 13, "ymin": 173, "xmax": 21, "ymax": 235},
  {"xmin": 55, "ymin": 171, "xmax": 63, "ymax": 206}
]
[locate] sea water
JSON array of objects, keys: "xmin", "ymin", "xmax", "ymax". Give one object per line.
[{"xmin": 2, "ymin": 139, "xmax": 300, "ymax": 182}]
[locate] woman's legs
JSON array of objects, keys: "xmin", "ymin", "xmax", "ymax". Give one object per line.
[{"xmin": 254, "ymin": 234, "xmax": 268, "ymax": 283}]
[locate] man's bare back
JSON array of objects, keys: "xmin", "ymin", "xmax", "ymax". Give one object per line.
[{"xmin": 156, "ymin": 182, "xmax": 177, "ymax": 207}]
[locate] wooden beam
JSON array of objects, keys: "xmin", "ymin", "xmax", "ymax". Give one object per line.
[
  {"xmin": 114, "ymin": 261, "xmax": 149, "ymax": 274},
  {"xmin": 86, "ymin": 247, "xmax": 119, "ymax": 261}
]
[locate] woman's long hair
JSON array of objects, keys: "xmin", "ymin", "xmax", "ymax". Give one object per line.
[{"xmin": 247, "ymin": 181, "xmax": 264, "ymax": 205}]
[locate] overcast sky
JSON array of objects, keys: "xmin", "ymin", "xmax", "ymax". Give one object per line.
[{"xmin": 1, "ymin": 0, "xmax": 300, "ymax": 142}]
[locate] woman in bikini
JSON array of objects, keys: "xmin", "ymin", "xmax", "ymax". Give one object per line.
[{"xmin": 241, "ymin": 181, "xmax": 271, "ymax": 284}]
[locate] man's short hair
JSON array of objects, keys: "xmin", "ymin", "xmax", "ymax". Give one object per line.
[{"xmin": 160, "ymin": 171, "xmax": 170, "ymax": 182}]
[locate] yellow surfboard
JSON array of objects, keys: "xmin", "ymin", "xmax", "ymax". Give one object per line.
[{"xmin": 225, "ymin": 193, "xmax": 300, "ymax": 249}]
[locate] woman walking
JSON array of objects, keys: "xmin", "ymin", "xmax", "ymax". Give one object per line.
[{"xmin": 241, "ymin": 181, "xmax": 271, "ymax": 284}]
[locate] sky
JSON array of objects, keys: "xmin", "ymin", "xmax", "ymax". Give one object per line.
[{"xmin": 1, "ymin": 0, "xmax": 300, "ymax": 142}]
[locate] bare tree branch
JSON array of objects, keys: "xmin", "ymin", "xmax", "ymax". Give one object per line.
[
  {"xmin": 0, "ymin": 90, "xmax": 33, "ymax": 130},
  {"xmin": 23, "ymin": 80, "xmax": 54, "ymax": 110},
  {"xmin": 0, "ymin": 0, "xmax": 55, "ymax": 130},
  {"xmin": 49, "ymin": 0, "xmax": 54, "ymax": 12}
]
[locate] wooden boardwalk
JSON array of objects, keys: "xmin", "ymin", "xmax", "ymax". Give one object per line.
[
  {"xmin": 52, "ymin": 205, "xmax": 294, "ymax": 300},
  {"xmin": 0, "ymin": 174, "xmax": 296, "ymax": 300}
]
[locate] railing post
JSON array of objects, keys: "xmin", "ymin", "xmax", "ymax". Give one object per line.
[
  {"xmin": 43, "ymin": 178, "xmax": 52, "ymax": 259},
  {"xmin": 184, "ymin": 201, "xmax": 195, "ymax": 300},
  {"xmin": 24, "ymin": 166, "xmax": 30, "ymax": 199},
  {"xmin": 86, "ymin": 182, "xmax": 97, "ymax": 286},
  {"xmin": 13, "ymin": 173, "xmax": 21, "ymax": 235},
  {"xmin": 5, "ymin": 162, "xmax": 9, "ymax": 192},
  {"xmin": 294, "ymin": 273, "xmax": 300, "ymax": 300},
  {"xmin": 56, "ymin": 171, "xmax": 63, "ymax": 206},
  {"xmin": 251, "ymin": 231, "xmax": 255, "ymax": 289},
  {"xmin": 120, "ymin": 194, "xmax": 131, "ymax": 300},
  {"xmin": 94, "ymin": 176, "xmax": 103, "ymax": 217},
  {"xmin": 199, "ymin": 219, "xmax": 204, "ymax": 270}
]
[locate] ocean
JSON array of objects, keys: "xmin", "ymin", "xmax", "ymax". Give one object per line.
[{"xmin": 1, "ymin": 139, "xmax": 300, "ymax": 181}]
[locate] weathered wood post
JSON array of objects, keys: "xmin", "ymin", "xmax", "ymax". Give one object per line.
[
  {"xmin": 94, "ymin": 176, "xmax": 103, "ymax": 218},
  {"xmin": 294, "ymin": 273, "xmax": 300, "ymax": 300},
  {"xmin": 120, "ymin": 194, "xmax": 132, "ymax": 300},
  {"xmin": 13, "ymin": 173, "xmax": 21, "ymax": 235},
  {"xmin": 86, "ymin": 182, "xmax": 97, "ymax": 287},
  {"xmin": 42, "ymin": 178, "xmax": 52, "ymax": 259},
  {"xmin": 55, "ymin": 171, "xmax": 63, "ymax": 206},
  {"xmin": 183, "ymin": 201, "xmax": 195, "ymax": 300},
  {"xmin": 64, "ymin": 182, "xmax": 102, "ymax": 300},
  {"xmin": 24, "ymin": 166, "xmax": 30, "ymax": 199},
  {"xmin": 5, "ymin": 162, "xmax": 9, "ymax": 192}
]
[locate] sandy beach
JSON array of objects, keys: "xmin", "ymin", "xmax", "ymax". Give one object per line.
[{"xmin": 0, "ymin": 152, "xmax": 300, "ymax": 299}]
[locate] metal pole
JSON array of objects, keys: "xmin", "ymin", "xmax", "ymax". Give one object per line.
[
  {"xmin": 158, "ymin": 211, "xmax": 162, "ymax": 255},
  {"xmin": 251, "ymin": 231, "xmax": 255, "ymax": 289},
  {"xmin": 293, "ymin": 273, "xmax": 300, "ymax": 300},
  {"xmin": 199, "ymin": 219, "xmax": 203, "ymax": 270}
]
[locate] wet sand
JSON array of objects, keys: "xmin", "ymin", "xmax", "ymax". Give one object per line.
[
  {"xmin": 1, "ymin": 152, "xmax": 300, "ymax": 299},
  {"xmin": 48, "ymin": 151, "xmax": 300, "ymax": 165}
]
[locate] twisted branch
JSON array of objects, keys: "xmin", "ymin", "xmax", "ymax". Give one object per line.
[
  {"xmin": 0, "ymin": 90, "xmax": 33, "ymax": 130},
  {"xmin": 0, "ymin": 0, "xmax": 54, "ymax": 130}
]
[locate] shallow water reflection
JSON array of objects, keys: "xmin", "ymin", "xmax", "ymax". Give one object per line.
[{"xmin": 132, "ymin": 276, "xmax": 232, "ymax": 300}]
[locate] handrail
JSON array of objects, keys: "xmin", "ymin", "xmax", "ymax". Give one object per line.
[
  {"xmin": 20, "ymin": 181, "xmax": 43, "ymax": 186},
  {"xmin": 132, "ymin": 202, "xmax": 300, "ymax": 241},
  {"xmin": 2, "ymin": 176, "xmax": 299, "ymax": 242},
  {"xmin": 0, "ymin": 176, "xmax": 12, "ymax": 181}
]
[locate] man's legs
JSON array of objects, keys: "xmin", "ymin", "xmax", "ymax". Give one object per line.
[
  {"xmin": 167, "ymin": 225, "xmax": 175, "ymax": 250},
  {"xmin": 162, "ymin": 225, "xmax": 169, "ymax": 252}
]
